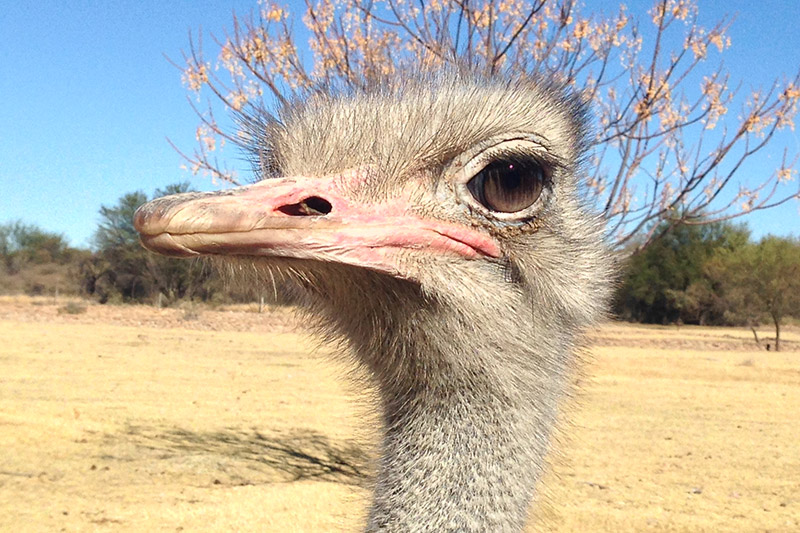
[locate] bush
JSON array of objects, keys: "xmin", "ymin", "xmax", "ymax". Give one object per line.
[{"xmin": 58, "ymin": 302, "xmax": 87, "ymax": 315}]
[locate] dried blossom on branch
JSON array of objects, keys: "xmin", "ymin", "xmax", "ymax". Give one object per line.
[{"xmin": 176, "ymin": 0, "xmax": 800, "ymax": 252}]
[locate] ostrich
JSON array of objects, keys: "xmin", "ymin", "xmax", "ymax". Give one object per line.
[{"xmin": 134, "ymin": 74, "xmax": 611, "ymax": 532}]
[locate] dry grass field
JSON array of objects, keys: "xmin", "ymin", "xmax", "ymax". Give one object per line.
[{"xmin": 1, "ymin": 295, "xmax": 798, "ymax": 532}]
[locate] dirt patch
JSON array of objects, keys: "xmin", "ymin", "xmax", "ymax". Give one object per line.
[
  {"xmin": 0, "ymin": 294, "xmax": 299, "ymax": 333},
  {"xmin": 1, "ymin": 297, "xmax": 798, "ymax": 531}
]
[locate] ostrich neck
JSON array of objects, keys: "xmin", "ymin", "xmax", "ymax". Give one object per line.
[
  {"xmin": 309, "ymin": 272, "xmax": 576, "ymax": 531},
  {"xmin": 360, "ymin": 326, "xmax": 567, "ymax": 532}
]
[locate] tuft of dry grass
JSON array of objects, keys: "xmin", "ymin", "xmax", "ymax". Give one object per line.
[{"xmin": 57, "ymin": 301, "xmax": 87, "ymax": 315}]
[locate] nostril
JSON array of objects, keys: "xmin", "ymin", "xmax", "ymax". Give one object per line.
[
  {"xmin": 277, "ymin": 196, "xmax": 333, "ymax": 216},
  {"xmin": 304, "ymin": 196, "xmax": 333, "ymax": 214}
]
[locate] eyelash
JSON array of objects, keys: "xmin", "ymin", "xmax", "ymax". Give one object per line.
[{"xmin": 480, "ymin": 147, "xmax": 560, "ymax": 176}]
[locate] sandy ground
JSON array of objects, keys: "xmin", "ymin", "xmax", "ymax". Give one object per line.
[{"xmin": 0, "ymin": 296, "xmax": 798, "ymax": 532}]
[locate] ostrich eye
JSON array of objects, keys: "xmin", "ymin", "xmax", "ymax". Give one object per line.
[{"xmin": 467, "ymin": 158, "xmax": 545, "ymax": 213}]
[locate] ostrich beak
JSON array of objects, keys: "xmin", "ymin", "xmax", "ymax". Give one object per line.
[{"xmin": 133, "ymin": 174, "xmax": 501, "ymax": 278}]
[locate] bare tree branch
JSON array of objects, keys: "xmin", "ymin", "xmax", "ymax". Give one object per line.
[{"xmin": 174, "ymin": 0, "xmax": 800, "ymax": 253}]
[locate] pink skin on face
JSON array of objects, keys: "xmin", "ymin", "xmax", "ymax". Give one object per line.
[{"xmin": 134, "ymin": 170, "xmax": 502, "ymax": 279}]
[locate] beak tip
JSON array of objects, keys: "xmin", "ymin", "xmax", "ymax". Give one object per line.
[
  {"xmin": 132, "ymin": 205, "xmax": 147, "ymax": 233},
  {"xmin": 133, "ymin": 200, "xmax": 167, "ymax": 236}
]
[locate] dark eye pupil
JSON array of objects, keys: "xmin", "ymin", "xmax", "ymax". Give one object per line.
[{"xmin": 467, "ymin": 158, "xmax": 544, "ymax": 213}]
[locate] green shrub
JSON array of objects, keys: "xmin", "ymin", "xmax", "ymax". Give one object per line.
[{"xmin": 58, "ymin": 302, "xmax": 87, "ymax": 315}]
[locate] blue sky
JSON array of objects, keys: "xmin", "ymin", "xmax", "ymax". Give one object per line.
[{"xmin": 1, "ymin": 1, "xmax": 798, "ymax": 248}]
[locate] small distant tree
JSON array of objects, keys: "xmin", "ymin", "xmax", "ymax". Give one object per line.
[
  {"xmin": 89, "ymin": 183, "xmax": 216, "ymax": 303},
  {"xmin": 709, "ymin": 236, "xmax": 800, "ymax": 351},
  {"xmin": 176, "ymin": 0, "xmax": 799, "ymax": 252},
  {"xmin": 614, "ymin": 220, "xmax": 749, "ymax": 324},
  {"xmin": 0, "ymin": 221, "xmax": 87, "ymax": 296},
  {"xmin": 0, "ymin": 221, "xmax": 72, "ymax": 273},
  {"xmin": 95, "ymin": 192, "xmax": 149, "ymax": 251},
  {"xmin": 92, "ymin": 191, "xmax": 151, "ymax": 301}
]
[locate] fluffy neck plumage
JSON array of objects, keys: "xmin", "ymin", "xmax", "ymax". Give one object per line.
[
  {"xmin": 343, "ymin": 283, "xmax": 572, "ymax": 532},
  {"xmin": 365, "ymin": 369, "xmax": 559, "ymax": 532},
  {"xmin": 287, "ymin": 261, "xmax": 583, "ymax": 531}
]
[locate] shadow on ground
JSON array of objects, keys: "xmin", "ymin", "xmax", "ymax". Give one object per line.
[{"xmin": 103, "ymin": 424, "xmax": 372, "ymax": 487}]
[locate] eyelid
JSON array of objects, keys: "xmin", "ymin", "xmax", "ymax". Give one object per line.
[{"xmin": 452, "ymin": 139, "xmax": 556, "ymax": 185}]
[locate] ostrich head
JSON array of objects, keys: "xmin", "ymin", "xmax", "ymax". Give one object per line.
[{"xmin": 134, "ymin": 74, "xmax": 611, "ymax": 532}]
